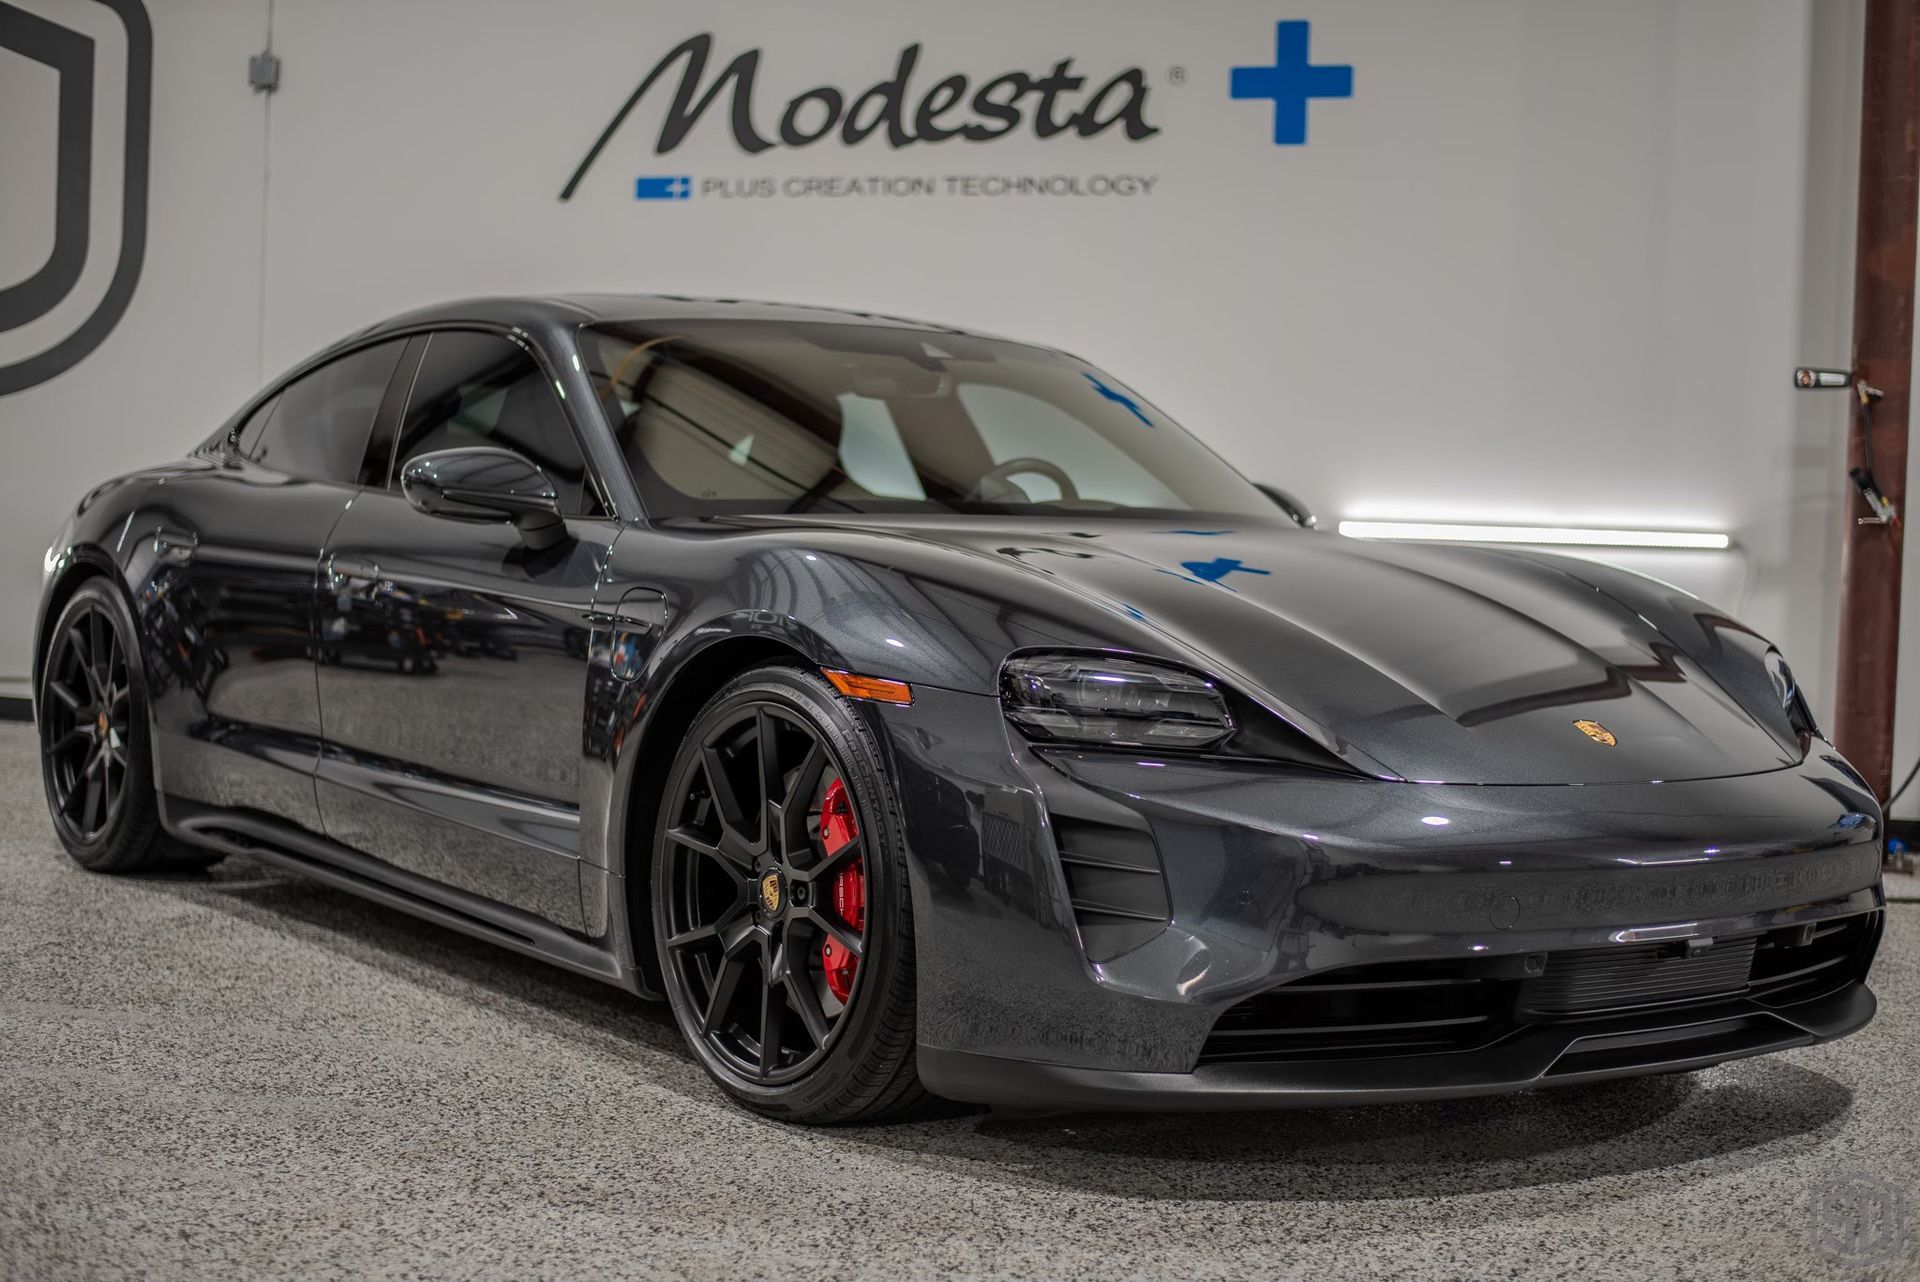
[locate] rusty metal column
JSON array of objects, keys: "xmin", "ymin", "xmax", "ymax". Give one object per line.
[{"xmin": 1836, "ymin": 0, "xmax": 1918, "ymax": 802}]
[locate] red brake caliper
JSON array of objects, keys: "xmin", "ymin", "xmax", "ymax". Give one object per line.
[{"xmin": 818, "ymin": 777, "xmax": 864, "ymax": 1004}]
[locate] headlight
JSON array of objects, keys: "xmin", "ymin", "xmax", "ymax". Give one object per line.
[{"xmin": 1000, "ymin": 654, "xmax": 1234, "ymax": 749}]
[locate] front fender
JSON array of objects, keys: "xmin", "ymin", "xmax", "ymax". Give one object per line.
[{"xmin": 33, "ymin": 468, "xmax": 182, "ymax": 700}]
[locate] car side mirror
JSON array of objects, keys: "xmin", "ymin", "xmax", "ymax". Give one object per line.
[
  {"xmin": 400, "ymin": 446, "xmax": 567, "ymax": 548},
  {"xmin": 1256, "ymin": 484, "xmax": 1317, "ymax": 529}
]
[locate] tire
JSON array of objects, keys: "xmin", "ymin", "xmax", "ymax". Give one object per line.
[
  {"xmin": 652, "ymin": 664, "xmax": 927, "ymax": 1124},
  {"xmin": 38, "ymin": 579, "xmax": 212, "ymax": 873}
]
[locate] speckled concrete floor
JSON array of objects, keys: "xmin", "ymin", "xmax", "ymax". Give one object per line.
[{"xmin": 1, "ymin": 722, "xmax": 1915, "ymax": 1282}]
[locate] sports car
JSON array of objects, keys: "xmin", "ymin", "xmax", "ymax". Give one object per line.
[{"xmin": 36, "ymin": 295, "xmax": 1884, "ymax": 1122}]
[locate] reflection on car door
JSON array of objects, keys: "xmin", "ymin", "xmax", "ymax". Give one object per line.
[
  {"xmin": 313, "ymin": 329, "xmax": 620, "ymax": 931},
  {"xmin": 144, "ymin": 339, "xmax": 409, "ymax": 832}
]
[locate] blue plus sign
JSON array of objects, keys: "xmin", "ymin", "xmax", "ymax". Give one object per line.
[
  {"xmin": 670, "ymin": 177, "xmax": 690, "ymax": 198},
  {"xmin": 1231, "ymin": 21, "xmax": 1352, "ymax": 145}
]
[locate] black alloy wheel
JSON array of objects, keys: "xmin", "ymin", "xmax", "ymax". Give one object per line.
[
  {"xmin": 38, "ymin": 579, "xmax": 201, "ymax": 872},
  {"xmin": 43, "ymin": 596, "xmax": 133, "ymax": 843},
  {"xmin": 655, "ymin": 666, "xmax": 924, "ymax": 1123}
]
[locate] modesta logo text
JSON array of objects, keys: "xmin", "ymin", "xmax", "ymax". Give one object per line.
[{"xmin": 558, "ymin": 23, "xmax": 1352, "ymax": 206}]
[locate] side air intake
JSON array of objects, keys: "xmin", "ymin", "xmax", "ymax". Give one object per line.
[{"xmin": 1050, "ymin": 814, "xmax": 1169, "ymax": 962}]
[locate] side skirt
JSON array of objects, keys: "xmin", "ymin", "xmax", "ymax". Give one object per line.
[{"xmin": 162, "ymin": 796, "xmax": 647, "ymax": 996}]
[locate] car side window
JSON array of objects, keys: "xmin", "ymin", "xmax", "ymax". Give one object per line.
[
  {"xmin": 248, "ymin": 340, "xmax": 407, "ymax": 484},
  {"xmin": 392, "ymin": 331, "xmax": 604, "ymax": 517}
]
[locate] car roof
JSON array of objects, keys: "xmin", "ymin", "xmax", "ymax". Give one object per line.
[{"xmin": 358, "ymin": 294, "xmax": 1007, "ymax": 342}]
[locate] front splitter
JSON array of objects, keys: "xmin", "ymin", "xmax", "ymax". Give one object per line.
[{"xmin": 917, "ymin": 980, "xmax": 1875, "ymax": 1111}]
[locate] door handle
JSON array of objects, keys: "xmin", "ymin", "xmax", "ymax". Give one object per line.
[
  {"xmin": 324, "ymin": 555, "xmax": 381, "ymax": 590},
  {"xmin": 588, "ymin": 588, "xmax": 667, "ymax": 632},
  {"xmin": 593, "ymin": 589, "xmax": 667, "ymax": 683}
]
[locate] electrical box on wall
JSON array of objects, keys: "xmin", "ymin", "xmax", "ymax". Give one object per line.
[{"xmin": 248, "ymin": 51, "xmax": 280, "ymax": 93}]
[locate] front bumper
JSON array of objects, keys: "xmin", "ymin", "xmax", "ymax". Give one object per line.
[{"xmin": 872, "ymin": 688, "xmax": 1886, "ymax": 1105}]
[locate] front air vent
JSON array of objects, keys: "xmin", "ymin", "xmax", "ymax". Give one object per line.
[
  {"xmin": 1200, "ymin": 959, "xmax": 1512, "ymax": 1064},
  {"xmin": 1051, "ymin": 814, "xmax": 1169, "ymax": 962},
  {"xmin": 1748, "ymin": 912, "xmax": 1880, "ymax": 1006},
  {"xmin": 1200, "ymin": 910, "xmax": 1880, "ymax": 1066},
  {"xmin": 1515, "ymin": 937, "xmax": 1759, "ymax": 1019}
]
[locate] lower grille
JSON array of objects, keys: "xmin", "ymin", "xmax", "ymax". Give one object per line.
[
  {"xmin": 1199, "ymin": 911, "xmax": 1878, "ymax": 1066},
  {"xmin": 1749, "ymin": 914, "xmax": 1879, "ymax": 1005},
  {"xmin": 1516, "ymin": 938, "xmax": 1758, "ymax": 1018},
  {"xmin": 1203, "ymin": 961, "xmax": 1507, "ymax": 1063}
]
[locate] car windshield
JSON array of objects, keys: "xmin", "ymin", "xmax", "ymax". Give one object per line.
[{"xmin": 577, "ymin": 319, "xmax": 1277, "ymax": 519}]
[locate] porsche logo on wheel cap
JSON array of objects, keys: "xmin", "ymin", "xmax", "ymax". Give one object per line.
[
  {"xmin": 759, "ymin": 870, "xmax": 783, "ymax": 914},
  {"xmin": 1573, "ymin": 719, "xmax": 1617, "ymax": 747}
]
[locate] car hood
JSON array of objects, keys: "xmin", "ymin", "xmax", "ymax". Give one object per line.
[{"xmin": 773, "ymin": 515, "xmax": 1799, "ymax": 786}]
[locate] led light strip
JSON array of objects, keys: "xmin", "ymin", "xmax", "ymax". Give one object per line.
[{"xmin": 1336, "ymin": 520, "xmax": 1731, "ymax": 550}]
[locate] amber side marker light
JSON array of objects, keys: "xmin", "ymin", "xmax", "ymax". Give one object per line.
[{"xmin": 821, "ymin": 669, "xmax": 914, "ymax": 705}]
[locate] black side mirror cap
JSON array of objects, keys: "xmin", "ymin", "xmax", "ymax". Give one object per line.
[{"xmin": 400, "ymin": 446, "xmax": 567, "ymax": 548}]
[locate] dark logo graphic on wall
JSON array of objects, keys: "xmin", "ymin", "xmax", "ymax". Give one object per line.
[
  {"xmin": 559, "ymin": 22, "xmax": 1354, "ymax": 207},
  {"xmin": 0, "ymin": 0, "xmax": 151, "ymax": 396},
  {"xmin": 559, "ymin": 32, "xmax": 1159, "ymax": 201}
]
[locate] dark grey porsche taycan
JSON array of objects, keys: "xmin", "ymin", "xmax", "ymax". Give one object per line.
[{"xmin": 36, "ymin": 295, "xmax": 1884, "ymax": 1122}]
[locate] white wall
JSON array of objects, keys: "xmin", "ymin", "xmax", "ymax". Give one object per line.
[
  {"xmin": 2, "ymin": 0, "xmax": 1912, "ymax": 813},
  {"xmin": 1, "ymin": 0, "xmax": 271, "ymax": 630}
]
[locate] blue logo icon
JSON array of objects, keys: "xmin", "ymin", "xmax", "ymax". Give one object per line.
[
  {"xmin": 635, "ymin": 175, "xmax": 692, "ymax": 201},
  {"xmin": 1085, "ymin": 372, "xmax": 1153, "ymax": 426},
  {"xmin": 1231, "ymin": 21, "xmax": 1352, "ymax": 145},
  {"xmin": 1184, "ymin": 557, "xmax": 1272, "ymax": 585}
]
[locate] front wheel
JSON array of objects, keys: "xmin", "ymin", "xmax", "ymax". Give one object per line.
[
  {"xmin": 653, "ymin": 665, "xmax": 926, "ymax": 1124},
  {"xmin": 39, "ymin": 579, "xmax": 192, "ymax": 873}
]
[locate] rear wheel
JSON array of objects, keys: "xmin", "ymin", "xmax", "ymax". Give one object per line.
[
  {"xmin": 653, "ymin": 665, "xmax": 925, "ymax": 1123},
  {"xmin": 39, "ymin": 580, "xmax": 211, "ymax": 873}
]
